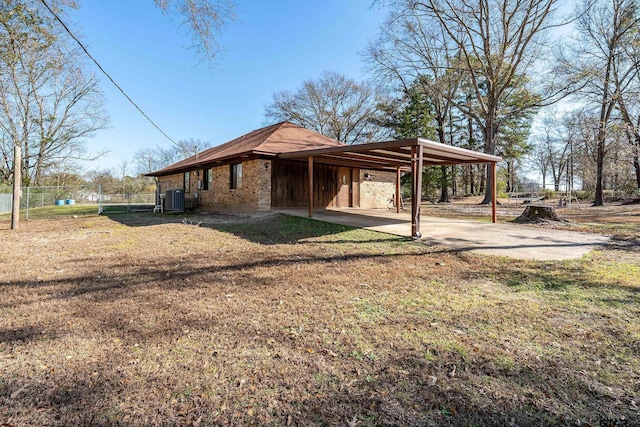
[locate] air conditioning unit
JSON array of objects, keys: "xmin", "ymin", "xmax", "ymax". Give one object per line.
[{"xmin": 165, "ymin": 189, "xmax": 185, "ymax": 212}]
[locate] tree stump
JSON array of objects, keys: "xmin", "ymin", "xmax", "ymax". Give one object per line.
[{"xmin": 514, "ymin": 205, "xmax": 567, "ymax": 223}]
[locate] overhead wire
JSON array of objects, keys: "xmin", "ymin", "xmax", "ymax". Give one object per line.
[{"xmin": 38, "ymin": 0, "xmax": 180, "ymax": 148}]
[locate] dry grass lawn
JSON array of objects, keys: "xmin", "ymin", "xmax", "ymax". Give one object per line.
[{"xmin": 1, "ymin": 205, "xmax": 639, "ymax": 426}]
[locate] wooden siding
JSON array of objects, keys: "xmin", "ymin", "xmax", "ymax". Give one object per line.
[{"xmin": 271, "ymin": 159, "xmax": 343, "ymax": 208}]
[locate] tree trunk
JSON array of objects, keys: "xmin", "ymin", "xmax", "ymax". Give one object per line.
[
  {"xmin": 11, "ymin": 144, "xmax": 21, "ymax": 230},
  {"xmin": 514, "ymin": 205, "xmax": 567, "ymax": 223},
  {"xmin": 593, "ymin": 38, "xmax": 615, "ymax": 206},
  {"xmin": 594, "ymin": 132, "xmax": 605, "ymax": 206},
  {"xmin": 469, "ymin": 165, "xmax": 475, "ymax": 195},
  {"xmin": 634, "ymin": 155, "xmax": 640, "ymax": 189},
  {"xmin": 479, "ymin": 164, "xmax": 486, "ymax": 194},
  {"xmin": 436, "ymin": 119, "xmax": 449, "ymax": 203},
  {"xmin": 481, "ymin": 117, "xmax": 498, "ymax": 205},
  {"xmin": 451, "ymin": 166, "xmax": 457, "ymax": 196},
  {"xmin": 439, "ymin": 165, "xmax": 449, "ymax": 202}
]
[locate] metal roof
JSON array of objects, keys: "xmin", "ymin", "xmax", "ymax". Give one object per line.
[
  {"xmin": 148, "ymin": 122, "xmax": 346, "ymax": 176},
  {"xmin": 148, "ymin": 123, "xmax": 502, "ymax": 177},
  {"xmin": 278, "ymin": 138, "xmax": 502, "ymax": 170}
]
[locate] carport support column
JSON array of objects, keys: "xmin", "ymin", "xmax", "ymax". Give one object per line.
[
  {"xmin": 411, "ymin": 145, "xmax": 423, "ymax": 238},
  {"xmin": 396, "ymin": 166, "xmax": 401, "ymax": 214},
  {"xmin": 491, "ymin": 162, "xmax": 497, "ymax": 224},
  {"xmin": 308, "ymin": 156, "xmax": 313, "ymax": 218}
]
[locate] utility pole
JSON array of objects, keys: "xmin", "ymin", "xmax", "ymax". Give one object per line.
[{"xmin": 11, "ymin": 144, "xmax": 21, "ymax": 230}]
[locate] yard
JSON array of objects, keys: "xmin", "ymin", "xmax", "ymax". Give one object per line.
[{"xmin": 1, "ymin": 204, "xmax": 639, "ymax": 426}]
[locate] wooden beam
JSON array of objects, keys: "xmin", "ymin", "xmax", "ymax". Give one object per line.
[
  {"xmin": 415, "ymin": 144, "xmax": 423, "ymax": 237},
  {"xmin": 491, "ymin": 162, "xmax": 497, "ymax": 224},
  {"xmin": 410, "ymin": 145, "xmax": 424, "ymax": 238},
  {"xmin": 308, "ymin": 156, "xmax": 313, "ymax": 218},
  {"xmin": 396, "ymin": 166, "xmax": 401, "ymax": 214}
]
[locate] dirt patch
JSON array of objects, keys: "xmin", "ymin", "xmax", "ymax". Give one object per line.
[{"xmin": 1, "ymin": 212, "xmax": 639, "ymax": 426}]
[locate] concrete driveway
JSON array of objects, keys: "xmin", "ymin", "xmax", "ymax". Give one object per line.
[{"xmin": 277, "ymin": 208, "xmax": 610, "ymax": 261}]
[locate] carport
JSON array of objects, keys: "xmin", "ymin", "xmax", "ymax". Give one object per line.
[{"xmin": 279, "ymin": 138, "xmax": 502, "ymax": 238}]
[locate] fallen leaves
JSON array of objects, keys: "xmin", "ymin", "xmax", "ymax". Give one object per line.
[{"xmin": 1, "ymin": 212, "xmax": 639, "ymax": 426}]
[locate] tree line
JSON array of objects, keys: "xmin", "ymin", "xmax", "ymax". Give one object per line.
[
  {"xmin": 1, "ymin": 0, "xmax": 233, "ymax": 229},
  {"xmin": 265, "ymin": 0, "xmax": 640, "ymax": 205},
  {"xmin": 5, "ymin": 0, "xmax": 640, "ymax": 230}
]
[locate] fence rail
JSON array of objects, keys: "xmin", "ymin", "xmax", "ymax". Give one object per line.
[{"xmin": 0, "ymin": 185, "xmax": 156, "ymax": 217}]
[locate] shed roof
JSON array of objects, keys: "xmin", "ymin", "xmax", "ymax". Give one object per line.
[
  {"xmin": 148, "ymin": 122, "xmax": 502, "ymax": 177},
  {"xmin": 149, "ymin": 121, "xmax": 345, "ymax": 176},
  {"xmin": 279, "ymin": 138, "xmax": 502, "ymax": 171}
]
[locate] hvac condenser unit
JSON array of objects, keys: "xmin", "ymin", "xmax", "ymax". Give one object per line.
[{"xmin": 165, "ymin": 189, "xmax": 185, "ymax": 212}]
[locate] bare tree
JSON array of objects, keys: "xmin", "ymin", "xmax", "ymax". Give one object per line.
[
  {"xmin": 562, "ymin": 0, "xmax": 640, "ymax": 204},
  {"xmin": 368, "ymin": 6, "xmax": 464, "ymax": 202},
  {"xmin": 0, "ymin": 1, "xmax": 109, "ymax": 229},
  {"xmin": 264, "ymin": 71, "xmax": 387, "ymax": 145},
  {"xmin": 528, "ymin": 110, "xmax": 572, "ymax": 191},
  {"xmin": 153, "ymin": 0, "xmax": 235, "ymax": 65},
  {"xmin": 369, "ymin": 0, "xmax": 563, "ymax": 203},
  {"xmin": 134, "ymin": 138, "xmax": 211, "ymax": 175},
  {"xmin": 27, "ymin": 63, "xmax": 107, "ymax": 184}
]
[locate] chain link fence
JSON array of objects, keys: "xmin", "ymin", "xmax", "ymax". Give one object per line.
[{"xmin": 0, "ymin": 184, "xmax": 156, "ymax": 217}]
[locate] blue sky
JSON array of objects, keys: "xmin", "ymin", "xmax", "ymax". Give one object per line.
[{"xmin": 69, "ymin": 1, "xmax": 388, "ymax": 174}]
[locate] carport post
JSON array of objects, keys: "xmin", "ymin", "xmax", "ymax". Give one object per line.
[
  {"xmin": 308, "ymin": 156, "xmax": 313, "ymax": 218},
  {"xmin": 395, "ymin": 166, "xmax": 401, "ymax": 214},
  {"xmin": 411, "ymin": 144, "xmax": 423, "ymax": 238},
  {"xmin": 491, "ymin": 162, "xmax": 497, "ymax": 223}
]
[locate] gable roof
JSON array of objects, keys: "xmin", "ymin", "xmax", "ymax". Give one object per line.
[{"xmin": 148, "ymin": 121, "xmax": 345, "ymax": 176}]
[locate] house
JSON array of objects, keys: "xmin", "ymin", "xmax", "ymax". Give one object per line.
[
  {"xmin": 148, "ymin": 122, "xmax": 399, "ymax": 212},
  {"xmin": 147, "ymin": 121, "xmax": 502, "ymax": 237}
]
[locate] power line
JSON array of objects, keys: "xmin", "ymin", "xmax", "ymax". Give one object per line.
[{"xmin": 39, "ymin": 0, "xmax": 180, "ymax": 148}]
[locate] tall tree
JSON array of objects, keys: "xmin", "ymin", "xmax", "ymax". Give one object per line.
[
  {"xmin": 2, "ymin": 0, "xmax": 235, "ymax": 229},
  {"xmin": 1, "ymin": 1, "xmax": 58, "ymax": 228},
  {"xmin": 368, "ymin": 7, "xmax": 464, "ymax": 202},
  {"xmin": 562, "ymin": 0, "xmax": 640, "ymax": 205},
  {"xmin": 369, "ymin": 0, "xmax": 562, "ymax": 204},
  {"xmin": 264, "ymin": 71, "xmax": 387, "ymax": 145}
]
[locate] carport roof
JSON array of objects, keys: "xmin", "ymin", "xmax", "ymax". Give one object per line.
[{"xmin": 278, "ymin": 137, "xmax": 502, "ymax": 170}]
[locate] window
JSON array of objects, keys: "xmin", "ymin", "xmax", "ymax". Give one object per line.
[
  {"xmin": 203, "ymin": 169, "xmax": 211, "ymax": 190},
  {"xmin": 184, "ymin": 172, "xmax": 190, "ymax": 192},
  {"xmin": 230, "ymin": 163, "xmax": 242, "ymax": 189}
]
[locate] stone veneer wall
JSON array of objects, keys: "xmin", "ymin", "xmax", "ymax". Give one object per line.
[
  {"xmin": 158, "ymin": 158, "xmax": 272, "ymax": 212},
  {"xmin": 358, "ymin": 169, "xmax": 396, "ymax": 209}
]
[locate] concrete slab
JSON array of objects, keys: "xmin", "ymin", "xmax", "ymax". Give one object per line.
[{"xmin": 276, "ymin": 208, "xmax": 610, "ymax": 261}]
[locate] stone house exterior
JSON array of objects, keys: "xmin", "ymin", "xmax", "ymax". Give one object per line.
[{"xmin": 148, "ymin": 122, "xmax": 397, "ymax": 212}]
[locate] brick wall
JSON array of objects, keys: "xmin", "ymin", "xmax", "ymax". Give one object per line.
[
  {"xmin": 358, "ymin": 169, "xmax": 396, "ymax": 209},
  {"xmin": 157, "ymin": 159, "xmax": 272, "ymax": 212},
  {"xmin": 158, "ymin": 173, "xmax": 185, "ymax": 194},
  {"xmin": 157, "ymin": 162, "xmax": 395, "ymax": 211}
]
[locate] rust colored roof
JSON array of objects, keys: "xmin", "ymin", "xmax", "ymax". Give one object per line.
[{"xmin": 149, "ymin": 122, "xmax": 345, "ymax": 176}]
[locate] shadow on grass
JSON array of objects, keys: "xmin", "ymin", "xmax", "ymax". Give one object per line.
[
  {"xmin": 105, "ymin": 211, "xmax": 410, "ymax": 245},
  {"xmin": 1, "ymin": 331, "xmax": 631, "ymax": 426},
  {"xmin": 485, "ymin": 256, "xmax": 640, "ymax": 298},
  {"xmin": 0, "ymin": 250, "xmax": 423, "ymax": 309},
  {"xmin": 0, "ymin": 325, "xmax": 47, "ymax": 345},
  {"xmin": 208, "ymin": 214, "xmax": 359, "ymax": 245},
  {"xmin": 2, "ymin": 257, "xmax": 637, "ymax": 423}
]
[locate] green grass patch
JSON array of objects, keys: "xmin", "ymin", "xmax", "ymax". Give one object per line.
[
  {"xmin": 214, "ymin": 214, "xmax": 411, "ymax": 249},
  {"xmin": 0, "ymin": 204, "xmax": 99, "ymax": 220}
]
